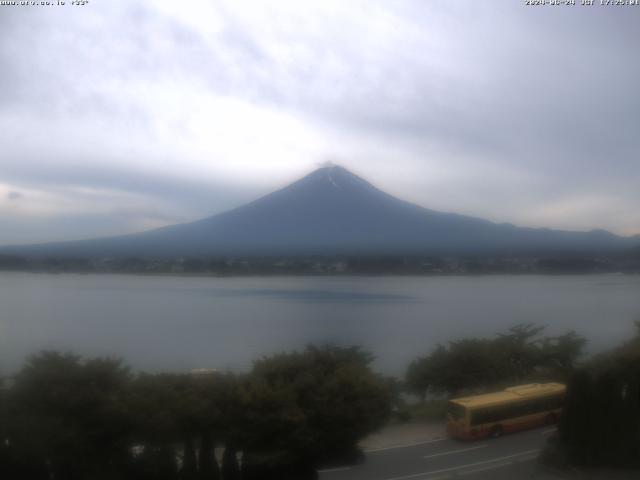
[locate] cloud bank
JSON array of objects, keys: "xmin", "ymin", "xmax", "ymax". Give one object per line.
[{"xmin": 1, "ymin": 0, "xmax": 638, "ymax": 244}]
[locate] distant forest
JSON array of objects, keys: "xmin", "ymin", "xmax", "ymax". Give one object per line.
[{"xmin": 1, "ymin": 252, "xmax": 640, "ymax": 276}]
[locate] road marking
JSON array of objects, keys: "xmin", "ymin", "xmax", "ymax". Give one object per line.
[
  {"xmin": 365, "ymin": 438, "xmax": 446, "ymax": 453},
  {"xmin": 541, "ymin": 428, "xmax": 557, "ymax": 435},
  {"xmin": 381, "ymin": 449, "xmax": 540, "ymax": 480},
  {"xmin": 317, "ymin": 466, "xmax": 353, "ymax": 473},
  {"xmin": 459, "ymin": 461, "xmax": 512, "ymax": 475},
  {"xmin": 423, "ymin": 444, "xmax": 488, "ymax": 459}
]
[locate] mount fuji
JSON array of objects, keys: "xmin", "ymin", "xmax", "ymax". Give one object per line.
[{"xmin": 2, "ymin": 165, "xmax": 637, "ymax": 257}]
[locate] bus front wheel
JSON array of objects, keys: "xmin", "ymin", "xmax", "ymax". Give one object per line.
[{"xmin": 489, "ymin": 425, "xmax": 503, "ymax": 438}]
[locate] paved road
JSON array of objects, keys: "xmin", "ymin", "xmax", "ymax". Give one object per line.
[{"xmin": 319, "ymin": 426, "xmax": 559, "ymax": 480}]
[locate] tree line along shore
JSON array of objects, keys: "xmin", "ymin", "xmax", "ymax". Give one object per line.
[{"xmin": 1, "ymin": 253, "xmax": 640, "ymax": 276}]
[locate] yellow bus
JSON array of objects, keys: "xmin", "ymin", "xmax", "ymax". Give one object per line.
[{"xmin": 447, "ymin": 383, "xmax": 565, "ymax": 440}]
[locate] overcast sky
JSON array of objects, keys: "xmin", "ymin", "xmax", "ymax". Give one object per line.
[{"xmin": 1, "ymin": 0, "xmax": 639, "ymax": 245}]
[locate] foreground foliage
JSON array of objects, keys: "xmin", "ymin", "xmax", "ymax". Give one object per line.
[
  {"xmin": 552, "ymin": 323, "xmax": 640, "ymax": 468},
  {"xmin": 240, "ymin": 346, "xmax": 391, "ymax": 472},
  {"xmin": 0, "ymin": 346, "xmax": 392, "ymax": 480}
]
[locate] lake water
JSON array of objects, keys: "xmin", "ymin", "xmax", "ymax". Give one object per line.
[{"xmin": 1, "ymin": 273, "xmax": 639, "ymax": 377}]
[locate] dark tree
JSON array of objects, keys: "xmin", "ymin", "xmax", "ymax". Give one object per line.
[
  {"xmin": 7, "ymin": 352, "xmax": 133, "ymax": 479},
  {"xmin": 131, "ymin": 445, "xmax": 179, "ymax": 480},
  {"xmin": 127, "ymin": 373, "xmax": 198, "ymax": 479},
  {"xmin": 238, "ymin": 345, "xmax": 392, "ymax": 474},
  {"xmin": 198, "ymin": 432, "xmax": 220, "ymax": 480},
  {"xmin": 221, "ymin": 445, "xmax": 241, "ymax": 480},
  {"xmin": 182, "ymin": 437, "xmax": 197, "ymax": 480},
  {"xmin": 556, "ymin": 323, "xmax": 640, "ymax": 468}
]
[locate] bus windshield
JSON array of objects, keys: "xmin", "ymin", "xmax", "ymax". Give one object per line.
[{"xmin": 447, "ymin": 401, "xmax": 466, "ymax": 420}]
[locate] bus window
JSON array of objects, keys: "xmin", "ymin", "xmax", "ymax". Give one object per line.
[
  {"xmin": 471, "ymin": 396, "xmax": 563, "ymax": 426},
  {"xmin": 471, "ymin": 406, "xmax": 509, "ymax": 426}
]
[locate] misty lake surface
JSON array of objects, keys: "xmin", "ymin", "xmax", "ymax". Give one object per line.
[{"xmin": 1, "ymin": 273, "xmax": 639, "ymax": 376}]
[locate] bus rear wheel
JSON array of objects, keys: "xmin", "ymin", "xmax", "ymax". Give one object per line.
[{"xmin": 489, "ymin": 425, "xmax": 503, "ymax": 438}]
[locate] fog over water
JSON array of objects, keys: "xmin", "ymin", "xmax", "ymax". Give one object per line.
[{"xmin": 1, "ymin": 273, "xmax": 639, "ymax": 376}]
